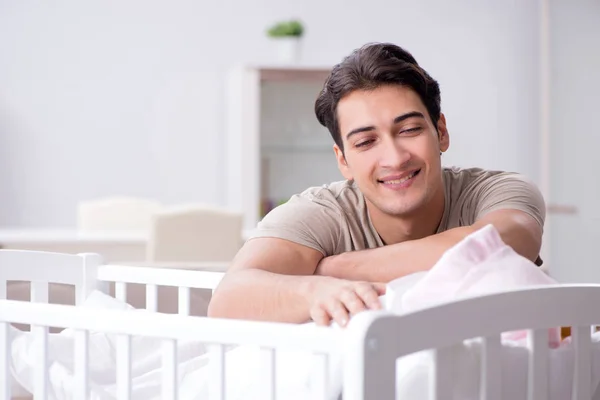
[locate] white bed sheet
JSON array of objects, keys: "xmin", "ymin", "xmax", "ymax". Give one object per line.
[{"xmin": 7, "ymin": 290, "xmax": 342, "ymax": 400}]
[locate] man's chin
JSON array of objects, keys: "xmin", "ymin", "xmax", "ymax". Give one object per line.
[
  {"xmin": 377, "ymin": 200, "xmax": 424, "ymax": 217},
  {"xmin": 365, "ymin": 188, "xmax": 424, "ymax": 214}
]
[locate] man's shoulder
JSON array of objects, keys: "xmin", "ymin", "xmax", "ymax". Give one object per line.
[
  {"xmin": 294, "ymin": 180, "xmax": 363, "ymax": 209},
  {"xmin": 443, "ymin": 166, "xmax": 534, "ymax": 193},
  {"xmin": 441, "ymin": 165, "xmax": 545, "ymax": 228},
  {"xmin": 250, "ymin": 180, "xmax": 363, "ymax": 256},
  {"xmin": 443, "ymin": 165, "xmax": 505, "ymax": 182}
]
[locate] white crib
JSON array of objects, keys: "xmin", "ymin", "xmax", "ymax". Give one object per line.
[
  {"xmin": 0, "ymin": 249, "xmax": 341, "ymax": 400},
  {"xmin": 1, "ymin": 249, "xmax": 600, "ymax": 399},
  {"xmin": 345, "ymin": 285, "xmax": 600, "ymax": 400}
]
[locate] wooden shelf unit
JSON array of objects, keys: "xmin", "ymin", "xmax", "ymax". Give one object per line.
[{"xmin": 225, "ymin": 65, "xmax": 337, "ymax": 231}]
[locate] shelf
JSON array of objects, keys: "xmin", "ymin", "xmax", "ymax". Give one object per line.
[
  {"xmin": 253, "ymin": 66, "xmax": 331, "ymax": 83},
  {"xmin": 228, "ymin": 64, "xmax": 332, "ymax": 83},
  {"xmin": 226, "ymin": 65, "xmax": 336, "ymax": 232}
]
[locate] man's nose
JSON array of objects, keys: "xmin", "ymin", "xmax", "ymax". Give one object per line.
[{"xmin": 379, "ymin": 139, "xmax": 411, "ymax": 169}]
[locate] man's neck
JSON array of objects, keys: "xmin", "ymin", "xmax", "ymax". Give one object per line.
[{"xmin": 368, "ymin": 186, "xmax": 446, "ymax": 245}]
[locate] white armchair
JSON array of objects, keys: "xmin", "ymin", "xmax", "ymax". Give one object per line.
[{"xmin": 146, "ymin": 204, "xmax": 243, "ymax": 263}]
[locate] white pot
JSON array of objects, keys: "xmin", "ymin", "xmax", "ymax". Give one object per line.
[{"xmin": 272, "ymin": 37, "xmax": 301, "ymax": 64}]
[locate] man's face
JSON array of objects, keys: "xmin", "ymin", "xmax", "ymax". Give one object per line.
[{"xmin": 334, "ymin": 84, "xmax": 449, "ymax": 218}]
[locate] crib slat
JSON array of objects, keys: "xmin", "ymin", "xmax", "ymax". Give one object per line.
[
  {"xmin": 146, "ymin": 284, "xmax": 158, "ymax": 312},
  {"xmin": 117, "ymin": 335, "xmax": 132, "ymax": 400},
  {"xmin": 33, "ymin": 325, "xmax": 49, "ymax": 400},
  {"xmin": 432, "ymin": 345, "xmax": 454, "ymax": 400},
  {"xmin": 0, "ymin": 279, "xmax": 6, "ymax": 300},
  {"xmin": 178, "ymin": 287, "xmax": 191, "ymax": 316},
  {"xmin": 74, "ymin": 285, "xmax": 84, "ymax": 306},
  {"xmin": 481, "ymin": 335, "xmax": 502, "ymax": 400},
  {"xmin": 74, "ymin": 330, "xmax": 89, "ymax": 399},
  {"xmin": 571, "ymin": 326, "xmax": 592, "ymax": 400},
  {"xmin": 31, "ymin": 281, "xmax": 49, "ymax": 303},
  {"xmin": 0, "ymin": 322, "xmax": 9, "ymax": 400},
  {"xmin": 311, "ymin": 354, "xmax": 329, "ymax": 400},
  {"xmin": 209, "ymin": 344, "xmax": 225, "ymax": 400},
  {"xmin": 116, "ymin": 281, "xmax": 127, "ymax": 302},
  {"xmin": 162, "ymin": 339, "xmax": 178, "ymax": 400},
  {"xmin": 261, "ymin": 348, "xmax": 276, "ymax": 400},
  {"xmin": 527, "ymin": 328, "xmax": 549, "ymax": 400}
]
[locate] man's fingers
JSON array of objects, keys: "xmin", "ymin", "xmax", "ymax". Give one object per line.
[
  {"xmin": 327, "ymin": 299, "xmax": 350, "ymax": 327},
  {"xmin": 311, "ymin": 280, "xmax": 388, "ymax": 329},
  {"xmin": 355, "ymin": 283, "xmax": 383, "ymax": 310},
  {"xmin": 373, "ymin": 282, "xmax": 387, "ymax": 295},
  {"xmin": 311, "ymin": 306, "xmax": 330, "ymax": 327},
  {"xmin": 339, "ymin": 289, "xmax": 367, "ymax": 316}
]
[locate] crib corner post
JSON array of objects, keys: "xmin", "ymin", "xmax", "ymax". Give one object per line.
[
  {"xmin": 343, "ymin": 311, "xmax": 396, "ymax": 400},
  {"xmin": 79, "ymin": 253, "xmax": 105, "ymax": 304}
]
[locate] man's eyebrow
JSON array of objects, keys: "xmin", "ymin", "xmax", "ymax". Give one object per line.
[
  {"xmin": 345, "ymin": 111, "xmax": 426, "ymax": 139},
  {"xmin": 345, "ymin": 125, "xmax": 375, "ymax": 139},
  {"xmin": 393, "ymin": 111, "xmax": 425, "ymax": 124}
]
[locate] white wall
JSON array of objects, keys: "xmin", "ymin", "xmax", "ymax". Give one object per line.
[
  {"xmin": 545, "ymin": 0, "xmax": 600, "ymax": 282},
  {"xmin": 0, "ymin": 0, "xmax": 542, "ymax": 227}
]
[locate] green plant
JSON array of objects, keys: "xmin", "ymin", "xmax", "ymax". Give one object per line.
[{"xmin": 267, "ymin": 20, "xmax": 304, "ymax": 38}]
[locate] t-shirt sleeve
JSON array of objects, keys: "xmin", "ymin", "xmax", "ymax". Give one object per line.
[
  {"xmin": 246, "ymin": 194, "xmax": 342, "ymax": 257},
  {"xmin": 470, "ymin": 172, "xmax": 546, "ymax": 229}
]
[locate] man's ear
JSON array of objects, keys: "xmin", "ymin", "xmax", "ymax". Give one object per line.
[
  {"xmin": 334, "ymin": 144, "xmax": 353, "ymax": 180},
  {"xmin": 437, "ymin": 113, "xmax": 450, "ymax": 153}
]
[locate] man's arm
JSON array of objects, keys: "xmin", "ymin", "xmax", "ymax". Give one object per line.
[
  {"xmin": 207, "ymin": 237, "xmax": 386, "ymax": 326},
  {"xmin": 207, "ymin": 237, "xmax": 324, "ymax": 323},
  {"xmin": 316, "ymin": 209, "xmax": 542, "ymax": 283}
]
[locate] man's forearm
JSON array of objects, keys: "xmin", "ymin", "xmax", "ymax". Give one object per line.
[
  {"xmin": 317, "ymin": 210, "xmax": 543, "ymax": 283},
  {"xmin": 207, "ymin": 268, "xmax": 319, "ymax": 323},
  {"xmin": 317, "ymin": 226, "xmax": 476, "ymax": 283}
]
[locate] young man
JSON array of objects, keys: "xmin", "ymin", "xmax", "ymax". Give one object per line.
[{"xmin": 208, "ymin": 42, "xmax": 545, "ymax": 328}]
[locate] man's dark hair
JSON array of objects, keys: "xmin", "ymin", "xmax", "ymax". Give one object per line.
[{"xmin": 315, "ymin": 42, "xmax": 441, "ymax": 151}]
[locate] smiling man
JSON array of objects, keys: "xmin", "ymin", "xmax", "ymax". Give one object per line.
[{"xmin": 208, "ymin": 43, "xmax": 545, "ymax": 327}]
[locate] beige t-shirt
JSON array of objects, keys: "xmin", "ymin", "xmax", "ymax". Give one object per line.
[{"xmin": 249, "ymin": 167, "xmax": 546, "ymax": 265}]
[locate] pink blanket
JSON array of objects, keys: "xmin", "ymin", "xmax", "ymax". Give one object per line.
[{"xmin": 387, "ymin": 224, "xmax": 561, "ymax": 347}]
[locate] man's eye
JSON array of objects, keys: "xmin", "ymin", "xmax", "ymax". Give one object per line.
[
  {"xmin": 400, "ymin": 127, "xmax": 422, "ymax": 134},
  {"xmin": 355, "ymin": 140, "xmax": 374, "ymax": 147}
]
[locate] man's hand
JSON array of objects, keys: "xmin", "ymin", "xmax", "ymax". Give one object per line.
[{"xmin": 307, "ymin": 277, "xmax": 386, "ymax": 327}]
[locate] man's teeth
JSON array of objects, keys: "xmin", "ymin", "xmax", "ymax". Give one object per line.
[{"xmin": 383, "ymin": 171, "xmax": 417, "ymax": 184}]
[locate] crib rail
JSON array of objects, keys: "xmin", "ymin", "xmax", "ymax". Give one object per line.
[
  {"xmin": 0, "ymin": 250, "xmax": 225, "ymax": 314},
  {"xmin": 344, "ymin": 284, "xmax": 600, "ymax": 400},
  {"xmin": 98, "ymin": 264, "xmax": 224, "ymax": 290},
  {"xmin": 0, "ymin": 299, "xmax": 340, "ymax": 400},
  {"xmin": 0, "ymin": 250, "xmax": 103, "ymax": 305},
  {"xmin": 98, "ymin": 264, "xmax": 224, "ymax": 314}
]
